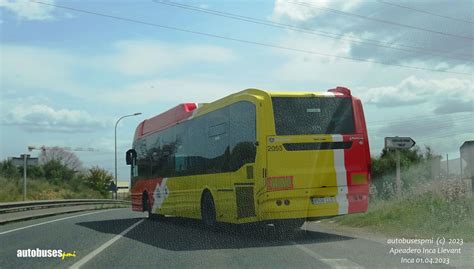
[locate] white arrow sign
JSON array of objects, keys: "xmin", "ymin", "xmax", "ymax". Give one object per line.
[{"xmin": 385, "ymin": 137, "xmax": 416, "ymax": 149}]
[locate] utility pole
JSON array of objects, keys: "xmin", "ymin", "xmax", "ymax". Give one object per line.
[
  {"xmin": 396, "ymin": 150, "xmax": 401, "ymax": 197},
  {"xmin": 21, "ymin": 154, "xmax": 30, "ymax": 201},
  {"xmin": 446, "ymin": 154, "xmax": 449, "ymax": 179}
]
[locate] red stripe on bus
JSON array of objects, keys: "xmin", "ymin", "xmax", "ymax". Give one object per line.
[{"xmin": 131, "ymin": 178, "xmax": 163, "ymax": 211}]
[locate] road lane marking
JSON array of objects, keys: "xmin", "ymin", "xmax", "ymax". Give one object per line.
[
  {"xmin": 320, "ymin": 259, "xmax": 364, "ymax": 269},
  {"xmin": 292, "ymin": 242, "xmax": 364, "ymax": 269},
  {"xmin": 0, "ymin": 210, "xmax": 108, "ymax": 235},
  {"xmin": 70, "ymin": 219, "xmax": 144, "ymax": 269},
  {"xmin": 292, "ymin": 242, "xmax": 325, "ymax": 260}
]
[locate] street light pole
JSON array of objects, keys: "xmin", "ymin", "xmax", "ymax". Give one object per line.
[{"xmin": 115, "ymin": 112, "xmax": 142, "ymax": 200}]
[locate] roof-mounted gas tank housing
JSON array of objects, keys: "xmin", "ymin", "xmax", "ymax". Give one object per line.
[
  {"xmin": 328, "ymin": 86, "xmax": 351, "ymax": 96},
  {"xmin": 134, "ymin": 103, "xmax": 198, "ymax": 140}
]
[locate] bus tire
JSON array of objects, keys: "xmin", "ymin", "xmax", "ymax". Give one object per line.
[{"xmin": 201, "ymin": 192, "xmax": 217, "ymax": 229}]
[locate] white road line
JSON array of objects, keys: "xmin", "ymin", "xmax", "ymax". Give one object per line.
[
  {"xmin": 0, "ymin": 210, "xmax": 108, "ymax": 235},
  {"xmin": 292, "ymin": 242, "xmax": 364, "ymax": 269},
  {"xmin": 320, "ymin": 259, "xmax": 364, "ymax": 269},
  {"xmin": 70, "ymin": 219, "xmax": 144, "ymax": 269}
]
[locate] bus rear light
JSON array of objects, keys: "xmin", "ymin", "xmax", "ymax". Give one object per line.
[
  {"xmin": 351, "ymin": 173, "xmax": 367, "ymax": 185},
  {"xmin": 266, "ymin": 176, "xmax": 294, "ymax": 191}
]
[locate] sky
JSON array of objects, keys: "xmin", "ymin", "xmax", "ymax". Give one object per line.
[{"xmin": 1, "ymin": 0, "xmax": 473, "ymax": 182}]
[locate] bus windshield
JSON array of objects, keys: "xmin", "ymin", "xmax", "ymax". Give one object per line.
[{"xmin": 272, "ymin": 97, "xmax": 355, "ymax": 135}]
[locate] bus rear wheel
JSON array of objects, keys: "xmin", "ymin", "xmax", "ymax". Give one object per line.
[{"xmin": 201, "ymin": 192, "xmax": 217, "ymax": 229}]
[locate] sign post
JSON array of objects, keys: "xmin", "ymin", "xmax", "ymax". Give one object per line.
[
  {"xmin": 385, "ymin": 137, "xmax": 416, "ymax": 197},
  {"xmin": 20, "ymin": 154, "xmax": 30, "ymax": 201}
]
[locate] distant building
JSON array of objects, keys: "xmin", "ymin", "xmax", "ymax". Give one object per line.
[
  {"xmin": 460, "ymin": 141, "xmax": 474, "ymax": 179},
  {"xmin": 9, "ymin": 156, "xmax": 39, "ymax": 167},
  {"xmin": 117, "ymin": 181, "xmax": 130, "ymax": 200}
]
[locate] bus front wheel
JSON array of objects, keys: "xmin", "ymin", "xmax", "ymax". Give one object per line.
[
  {"xmin": 143, "ymin": 192, "xmax": 163, "ymax": 220},
  {"xmin": 201, "ymin": 192, "xmax": 217, "ymax": 228}
]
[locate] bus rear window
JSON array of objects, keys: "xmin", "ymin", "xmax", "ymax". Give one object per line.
[{"xmin": 272, "ymin": 97, "xmax": 355, "ymax": 135}]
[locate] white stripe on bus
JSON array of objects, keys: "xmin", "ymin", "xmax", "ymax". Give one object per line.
[{"xmin": 332, "ymin": 134, "xmax": 349, "ymax": 215}]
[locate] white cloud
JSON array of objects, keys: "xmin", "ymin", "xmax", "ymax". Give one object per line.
[
  {"xmin": 361, "ymin": 76, "xmax": 474, "ymax": 110},
  {"xmin": 270, "ymin": 0, "xmax": 473, "ymax": 68},
  {"xmin": 1, "ymin": 41, "xmax": 237, "ymax": 99},
  {"xmin": 107, "ymin": 40, "xmax": 236, "ymax": 76},
  {"xmin": 270, "ymin": 33, "xmax": 375, "ymax": 83},
  {"xmin": 0, "ymin": 0, "xmax": 55, "ymax": 21},
  {"xmin": 1, "ymin": 104, "xmax": 111, "ymax": 133},
  {"xmin": 271, "ymin": 0, "xmax": 363, "ymax": 22},
  {"xmin": 101, "ymin": 77, "xmax": 244, "ymax": 105},
  {"xmin": 1, "ymin": 45, "xmax": 78, "ymax": 94}
]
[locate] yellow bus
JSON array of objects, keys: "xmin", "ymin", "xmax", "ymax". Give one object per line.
[{"xmin": 127, "ymin": 87, "xmax": 371, "ymax": 231}]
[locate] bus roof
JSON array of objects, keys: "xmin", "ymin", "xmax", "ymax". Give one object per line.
[
  {"xmin": 134, "ymin": 103, "xmax": 199, "ymax": 140},
  {"xmin": 134, "ymin": 87, "xmax": 352, "ymax": 140}
]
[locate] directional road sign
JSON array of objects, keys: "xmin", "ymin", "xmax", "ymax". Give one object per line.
[{"xmin": 385, "ymin": 137, "xmax": 416, "ymax": 149}]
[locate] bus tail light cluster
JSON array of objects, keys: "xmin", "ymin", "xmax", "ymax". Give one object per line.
[
  {"xmin": 351, "ymin": 173, "xmax": 368, "ymax": 185},
  {"xmin": 266, "ymin": 176, "xmax": 293, "ymax": 191}
]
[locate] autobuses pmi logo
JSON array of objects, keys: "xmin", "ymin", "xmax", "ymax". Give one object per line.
[{"xmin": 17, "ymin": 248, "xmax": 76, "ymax": 260}]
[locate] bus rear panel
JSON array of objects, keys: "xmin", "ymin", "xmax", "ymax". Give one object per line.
[{"xmin": 260, "ymin": 88, "xmax": 370, "ymax": 221}]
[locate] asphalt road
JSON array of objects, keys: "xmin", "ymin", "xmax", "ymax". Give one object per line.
[{"xmin": 0, "ymin": 208, "xmax": 470, "ymax": 268}]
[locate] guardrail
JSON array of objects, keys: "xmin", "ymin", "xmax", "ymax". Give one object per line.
[{"xmin": 0, "ymin": 199, "xmax": 130, "ymax": 224}]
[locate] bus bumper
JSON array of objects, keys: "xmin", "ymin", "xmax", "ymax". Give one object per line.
[{"xmin": 256, "ymin": 185, "xmax": 369, "ymax": 221}]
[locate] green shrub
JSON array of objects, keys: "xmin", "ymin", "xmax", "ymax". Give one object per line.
[
  {"xmin": 84, "ymin": 166, "xmax": 113, "ymax": 196},
  {"xmin": 0, "ymin": 158, "xmax": 111, "ymax": 202},
  {"xmin": 0, "ymin": 160, "xmax": 21, "ymax": 179}
]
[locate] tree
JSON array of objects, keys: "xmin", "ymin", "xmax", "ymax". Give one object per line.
[
  {"xmin": 84, "ymin": 166, "xmax": 113, "ymax": 196},
  {"xmin": 39, "ymin": 147, "xmax": 83, "ymax": 172},
  {"xmin": 0, "ymin": 159, "xmax": 21, "ymax": 179},
  {"xmin": 42, "ymin": 159, "xmax": 75, "ymax": 184}
]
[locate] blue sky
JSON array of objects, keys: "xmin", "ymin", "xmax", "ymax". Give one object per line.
[{"xmin": 1, "ymin": 0, "xmax": 473, "ymax": 182}]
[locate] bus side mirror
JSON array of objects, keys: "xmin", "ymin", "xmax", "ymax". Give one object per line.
[{"xmin": 126, "ymin": 149, "xmax": 137, "ymax": 165}]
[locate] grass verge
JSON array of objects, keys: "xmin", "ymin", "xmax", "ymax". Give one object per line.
[
  {"xmin": 0, "ymin": 177, "xmax": 107, "ymax": 202},
  {"xmin": 332, "ymin": 186, "xmax": 473, "ymax": 241}
]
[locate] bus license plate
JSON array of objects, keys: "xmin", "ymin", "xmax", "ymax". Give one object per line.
[{"xmin": 311, "ymin": 197, "xmax": 336, "ymax": 205}]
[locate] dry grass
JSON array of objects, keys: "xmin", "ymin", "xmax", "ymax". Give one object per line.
[
  {"xmin": 334, "ymin": 180, "xmax": 474, "ymax": 241},
  {"xmin": 0, "ymin": 177, "xmax": 106, "ymax": 202}
]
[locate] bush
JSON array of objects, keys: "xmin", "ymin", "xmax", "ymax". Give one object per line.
[
  {"xmin": 84, "ymin": 166, "xmax": 113, "ymax": 196},
  {"xmin": 371, "ymin": 146, "xmax": 440, "ymax": 200},
  {"xmin": 43, "ymin": 159, "xmax": 75, "ymax": 184},
  {"xmin": 0, "ymin": 158, "xmax": 111, "ymax": 202},
  {"xmin": 0, "ymin": 160, "xmax": 21, "ymax": 179}
]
